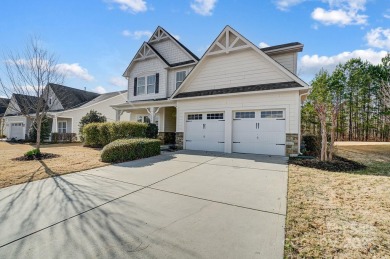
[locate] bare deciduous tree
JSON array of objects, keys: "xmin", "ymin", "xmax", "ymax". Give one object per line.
[{"xmin": 0, "ymin": 37, "xmax": 64, "ymax": 151}]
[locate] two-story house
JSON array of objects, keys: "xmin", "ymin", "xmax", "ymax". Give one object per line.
[{"xmin": 114, "ymin": 26, "xmax": 310, "ymax": 156}]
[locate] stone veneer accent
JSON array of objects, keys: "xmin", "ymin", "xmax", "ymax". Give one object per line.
[
  {"xmin": 286, "ymin": 133, "xmax": 299, "ymax": 156},
  {"xmin": 175, "ymin": 132, "xmax": 184, "ymax": 149},
  {"xmin": 158, "ymin": 132, "xmax": 176, "ymax": 145}
]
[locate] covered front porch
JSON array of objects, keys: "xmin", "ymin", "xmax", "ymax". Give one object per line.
[
  {"xmin": 47, "ymin": 114, "xmax": 77, "ymax": 142},
  {"xmin": 112, "ymin": 100, "xmax": 177, "ymax": 144}
]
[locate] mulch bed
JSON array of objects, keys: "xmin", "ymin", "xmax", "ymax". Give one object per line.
[
  {"xmin": 289, "ymin": 156, "xmax": 366, "ymax": 172},
  {"xmin": 12, "ymin": 153, "xmax": 61, "ymax": 161}
]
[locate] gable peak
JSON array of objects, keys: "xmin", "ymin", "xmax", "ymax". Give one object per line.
[{"xmin": 206, "ymin": 26, "xmax": 251, "ymax": 56}]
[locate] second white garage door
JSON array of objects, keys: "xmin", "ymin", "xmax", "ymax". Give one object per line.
[
  {"xmin": 10, "ymin": 123, "xmax": 24, "ymax": 140},
  {"xmin": 232, "ymin": 110, "xmax": 286, "ymax": 156},
  {"xmin": 185, "ymin": 112, "xmax": 225, "ymax": 152}
]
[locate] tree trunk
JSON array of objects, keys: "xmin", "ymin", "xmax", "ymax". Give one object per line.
[
  {"xmin": 329, "ymin": 107, "xmax": 338, "ymax": 161},
  {"xmin": 318, "ymin": 108, "xmax": 328, "ymax": 161},
  {"xmin": 36, "ymin": 117, "xmax": 42, "ymax": 152}
]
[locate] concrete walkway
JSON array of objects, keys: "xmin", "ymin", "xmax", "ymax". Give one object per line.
[{"xmin": 0, "ymin": 150, "xmax": 288, "ymax": 258}]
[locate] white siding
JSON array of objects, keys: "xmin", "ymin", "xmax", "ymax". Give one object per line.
[
  {"xmin": 4, "ymin": 96, "xmax": 21, "ymax": 116},
  {"xmin": 167, "ymin": 66, "xmax": 195, "ymax": 97},
  {"xmin": 269, "ymin": 52, "xmax": 297, "ymax": 74},
  {"xmin": 47, "ymin": 87, "xmax": 64, "ymax": 111},
  {"xmin": 181, "ymin": 49, "xmax": 291, "ymax": 93},
  {"xmin": 150, "ymin": 39, "xmax": 191, "ymax": 64},
  {"xmin": 127, "ymin": 57, "xmax": 167, "ymax": 101},
  {"xmin": 176, "ymin": 91, "xmax": 300, "ymax": 135}
]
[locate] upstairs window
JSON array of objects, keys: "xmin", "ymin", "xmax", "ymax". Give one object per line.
[
  {"xmin": 137, "ymin": 77, "xmax": 146, "ymax": 95},
  {"xmin": 147, "ymin": 75, "xmax": 156, "ymax": 94},
  {"xmin": 176, "ymin": 71, "xmax": 186, "ymax": 89}
]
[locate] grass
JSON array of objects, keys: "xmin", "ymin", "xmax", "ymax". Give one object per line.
[
  {"xmin": 0, "ymin": 141, "xmax": 108, "ymax": 189},
  {"xmin": 285, "ymin": 144, "xmax": 390, "ymax": 258}
]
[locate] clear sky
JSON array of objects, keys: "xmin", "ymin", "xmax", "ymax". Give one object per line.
[{"xmin": 0, "ymin": 0, "xmax": 389, "ymax": 94}]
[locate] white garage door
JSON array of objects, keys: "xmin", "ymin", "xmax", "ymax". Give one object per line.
[
  {"xmin": 185, "ymin": 112, "xmax": 225, "ymax": 152},
  {"xmin": 10, "ymin": 123, "xmax": 24, "ymax": 139},
  {"xmin": 232, "ymin": 110, "xmax": 286, "ymax": 156}
]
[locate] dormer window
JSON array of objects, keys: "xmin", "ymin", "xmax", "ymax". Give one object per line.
[{"xmin": 176, "ymin": 71, "xmax": 186, "ymax": 89}]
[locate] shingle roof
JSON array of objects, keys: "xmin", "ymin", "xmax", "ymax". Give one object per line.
[
  {"xmin": 77, "ymin": 90, "xmax": 127, "ymax": 109},
  {"xmin": 13, "ymin": 94, "xmax": 40, "ymax": 114},
  {"xmin": 174, "ymin": 81, "xmax": 303, "ymax": 99},
  {"xmin": 49, "ymin": 83, "xmax": 99, "ymax": 110},
  {"xmin": 261, "ymin": 42, "xmax": 303, "ymax": 52},
  {"xmin": 0, "ymin": 98, "xmax": 10, "ymax": 116}
]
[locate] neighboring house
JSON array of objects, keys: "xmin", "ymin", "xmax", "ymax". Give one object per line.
[
  {"xmin": 113, "ymin": 26, "xmax": 310, "ymax": 156},
  {"xmin": 0, "ymin": 98, "xmax": 10, "ymax": 137},
  {"xmin": 3, "ymin": 83, "xmax": 127, "ymax": 140},
  {"xmin": 49, "ymin": 90, "xmax": 127, "ymax": 136},
  {"xmin": 3, "ymin": 94, "xmax": 40, "ymax": 140}
]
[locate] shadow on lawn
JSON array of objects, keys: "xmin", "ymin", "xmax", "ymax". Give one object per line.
[{"xmin": 0, "ymin": 158, "xmax": 199, "ymax": 258}]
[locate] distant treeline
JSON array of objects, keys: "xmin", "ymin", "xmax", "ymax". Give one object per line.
[{"xmin": 302, "ymin": 54, "xmax": 390, "ymax": 142}]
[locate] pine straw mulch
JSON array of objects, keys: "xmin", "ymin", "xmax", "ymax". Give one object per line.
[
  {"xmin": 285, "ymin": 145, "xmax": 390, "ymax": 258},
  {"xmin": 12, "ymin": 153, "xmax": 60, "ymax": 161}
]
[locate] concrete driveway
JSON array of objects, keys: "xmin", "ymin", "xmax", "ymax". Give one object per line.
[{"xmin": 0, "ymin": 150, "xmax": 288, "ymax": 258}]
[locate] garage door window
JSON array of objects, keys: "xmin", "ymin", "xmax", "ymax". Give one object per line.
[
  {"xmin": 11, "ymin": 123, "xmax": 23, "ymax": 126},
  {"xmin": 187, "ymin": 114, "xmax": 202, "ymax": 120},
  {"xmin": 235, "ymin": 112, "xmax": 255, "ymax": 119},
  {"xmin": 261, "ymin": 111, "xmax": 284, "ymax": 119},
  {"xmin": 207, "ymin": 113, "xmax": 223, "ymax": 120}
]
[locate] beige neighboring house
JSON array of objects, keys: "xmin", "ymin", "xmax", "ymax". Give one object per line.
[
  {"xmin": 3, "ymin": 84, "xmax": 127, "ymax": 141},
  {"xmin": 113, "ymin": 26, "xmax": 309, "ymax": 156}
]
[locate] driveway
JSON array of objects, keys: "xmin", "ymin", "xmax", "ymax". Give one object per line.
[{"xmin": 0, "ymin": 150, "xmax": 288, "ymax": 258}]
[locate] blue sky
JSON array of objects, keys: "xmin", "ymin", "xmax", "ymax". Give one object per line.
[{"xmin": 0, "ymin": 0, "xmax": 389, "ymax": 94}]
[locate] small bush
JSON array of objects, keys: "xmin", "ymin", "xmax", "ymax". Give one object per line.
[
  {"xmin": 101, "ymin": 138, "xmax": 161, "ymax": 163},
  {"xmin": 0, "ymin": 134, "xmax": 6, "ymax": 138},
  {"xmin": 24, "ymin": 148, "xmax": 41, "ymax": 159},
  {"xmin": 83, "ymin": 121, "xmax": 148, "ymax": 147},
  {"xmin": 51, "ymin": 133, "xmax": 77, "ymax": 143},
  {"xmin": 301, "ymin": 135, "xmax": 321, "ymax": 156},
  {"xmin": 146, "ymin": 123, "xmax": 158, "ymax": 139}
]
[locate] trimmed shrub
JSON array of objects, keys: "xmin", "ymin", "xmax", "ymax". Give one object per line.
[
  {"xmin": 83, "ymin": 121, "xmax": 148, "ymax": 147},
  {"xmin": 51, "ymin": 133, "xmax": 77, "ymax": 143},
  {"xmin": 79, "ymin": 110, "xmax": 107, "ymax": 140},
  {"xmin": 101, "ymin": 138, "xmax": 161, "ymax": 163},
  {"xmin": 301, "ymin": 135, "xmax": 321, "ymax": 157},
  {"xmin": 146, "ymin": 123, "xmax": 158, "ymax": 139}
]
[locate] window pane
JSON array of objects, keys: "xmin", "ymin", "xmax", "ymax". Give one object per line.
[
  {"xmin": 137, "ymin": 77, "xmax": 145, "ymax": 95},
  {"xmin": 147, "ymin": 75, "xmax": 156, "ymax": 94},
  {"xmin": 176, "ymin": 71, "xmax": 186, "ymax": 88},
  {"xmin": 187, "ymin": 114, "xmax": 202, "ymax": 120},
  {"xmin": 207, "ymin": 113, "xmax": 224, "ymax": 120},
  {"xmin": 235, "ymin": 112, "xmax": 255, "ymax": 119}
]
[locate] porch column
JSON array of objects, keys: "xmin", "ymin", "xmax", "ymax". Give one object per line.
[
  {"xmin": 52, "ymin": 116, "xmax": 58, "ymax": 133},
  {"xmin": 116, "ymin": 110, "xmax": 124, "ymax": 121},
  {"xmin": 146, "ymin": 107, "xmax": 161, "ymax": 124}
]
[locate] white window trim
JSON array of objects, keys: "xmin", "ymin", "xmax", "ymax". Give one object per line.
[
  {"xmin": 147, "ymin": 75, "xmax": 156, "ymax": 94},
  {"xmin": 137, "ymin": 77, "xmax": 146, "ymax": 96}
]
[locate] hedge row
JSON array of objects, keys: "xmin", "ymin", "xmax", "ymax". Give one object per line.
[
  {"xmin": 101, "ymin": 138, "xmax": 161, "ymax": 163},
  {"xmin": 51, "ymin": 133, "xmax": 77, "ymax": 143},
  {"xmin": 83, "ymin": 122, "xmax": 148, "ymax": 147}
]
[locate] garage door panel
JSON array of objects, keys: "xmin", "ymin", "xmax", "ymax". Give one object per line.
[
  {"xmin": 10, "ymin": 123, "xmax": 24, "ymax": 139},
  {"xmin": 185, "ymin": 113, "xmax": 225, "ymax": 152},
  {"xmin": 233, "ymin": 110, "xmax": 286, "ymax": 156}
]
